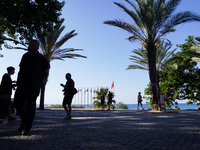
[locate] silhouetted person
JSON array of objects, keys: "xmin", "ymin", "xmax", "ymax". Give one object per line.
[
  {"xmin": 101, "ymin": 93, "xmax": 105, "ymax": 110},
  {"xmin": 14, "ymin": 39, "xmax": 50, "ymax": 135},
  {"xmin": 60, "ymin": 73, "xmax": 75, "ymax": 119},
  {"xmin": 107, "ymin": 91, "xmax": 114, "ymax": 110},
  {"xmin": 0, "ymin": 66, "xmax": 16, "ymax": 121},
  {"xmin": 137, "ymin": 92, "xmax": 143, "ymax": 110}
]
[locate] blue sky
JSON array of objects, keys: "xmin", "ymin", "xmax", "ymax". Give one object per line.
[{"xmin": 0, "ymin": 0, "xmax": 200, "ymax": 105}]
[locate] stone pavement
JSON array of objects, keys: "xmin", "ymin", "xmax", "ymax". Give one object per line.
[{"xmin": 0, "ymin": 109, "xmax": 200, "ymax": 150}]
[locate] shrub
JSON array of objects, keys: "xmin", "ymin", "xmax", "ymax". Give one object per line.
[
  {"xmin": 45, "ymin": 105, "xmax": 85, "ymax": 108},
  {"xmin": 116, "ymin": 102, "xmax": 128, "ymax": 109},
  {"xmin": 45, "ymin": 104, "xmax": 63, "ymax": 108},
  {"xmin": 71, "ymin": 105, "xmax": 85, "ymax": 108}
]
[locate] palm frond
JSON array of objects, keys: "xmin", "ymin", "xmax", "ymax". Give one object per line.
[
  {"xmin": 114, "ymin": 1, "xmax": 145, "ymax": 35},
  {"xmin": 50, "ymin": 53, "xmax": 86, "ymax": 61},
  {"xmin": 168, "ymin": 11, "xmax": 200, "ymax": 26},
  {"xmin": 164, "ymin": 0, "xmax": 181, "ymax": 20},
  {"xmin": 54, "ymin": 30, "xmax": 78, "ymax": 50},
  {"xmin": 37, "ymin": 21, "xmax": 87, "ymax": 62},
  {"xmin": 127, "ymin": 64, "xmax": 148, "ymax": 70},
  {"xmin": 104, "ymin": 20, "xmax": 145, "ymax": 42}
]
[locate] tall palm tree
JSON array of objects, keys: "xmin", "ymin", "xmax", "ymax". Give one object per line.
[
  {"xmin": 104, "ymin": 0, "xmax": 200, "ymax": 110},
  {"xmin": 127, "ymin": 40, "xmax": 177, "ymax": 106},
  {"xmin": 37, "ymin": 20, "xmax": 87, "ymax": 109}
]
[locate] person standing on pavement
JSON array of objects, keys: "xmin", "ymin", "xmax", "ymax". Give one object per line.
[
  {"xmin": 14, "ymin": 39, "xmax": 50, "ymax": 135},
  {"xmin": 0, "ymin": 66, "xmax": 16, "ymax": 121},
  {"xmin": 137, "ymin": 92, "xmax": 143, "ymax": 110},
  {"xmin": 101, "ymin": 93, "xmax": 105, "ymax": 110},
  {"xmin": 107, "ymin": 91, "xmax": 114, "ymax": 110},
  {"xmin": 60, "ymin": 73, "xmax": 75, "ymax": 119}
]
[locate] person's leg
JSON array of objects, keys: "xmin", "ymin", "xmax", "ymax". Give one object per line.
[
  {"xmin": 20, "ymin": 89, "xmax": 39, "ymax": 135},
  {"xmin": 7, "ymin": 100, "xmax": 15, "ymax": 120},
  {"xmin": 25, "ymin": 95, "xmax": 37, "ymax": 132},
  {"xmin": 141, "ymin": 102, "xmax": 143, "ymax": 110},
  {"xmin": 8, "ymin": 101, "xmax": 11, "ymax": 118},
  {"xmin": 67, "ymin": 95, "xmax": 73, "ymax": 118},
  {"xmin": 101, "ymin": 100, "xmax": 104, "ymax": 110},
  {"xmin": 7, "ymin": 99, "xmax": 16, "ymax": 120},
  {"xmin": 68, "ymin": 104, "xmax": 71, "ymax": 116},
  {"xmin": 14, "ymin": 88, "xmax": 27, "ymax": 132},
  {"xmin": 63, "ymin": 105, "xmax": 69, "ymax": 114},
  {"xmin": 112, "ymin": 102, "xmax": 115, "ymax": 110},
  {"xmin": 5, "ymin": 100, "xmax": 10, "ymax": 119},
  {"xmin": 107, "ymin": 102, "xmax": 110, "ymax": 110},
  {"xmin": 69, "ymin": 95, "xmax": 73, "ymax": 115},
  {"xmin": 62, "ymin": 96, "xmax": 70, "ymax": 115},
  {"xmin": 137, "ymin": 101, "xmax": 139, "ymax": 110}
]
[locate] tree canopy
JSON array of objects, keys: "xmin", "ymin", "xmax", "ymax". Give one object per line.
[
  {"xmin": 0, "ymin": 0, "xmax": 65, "ymax": 47},
  {"xmin": 145, "ymin": 36, "xmax": 200, "ymax": 108}
]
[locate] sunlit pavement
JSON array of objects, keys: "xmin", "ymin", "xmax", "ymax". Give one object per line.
[{"xmin": 0, "ymin": 109, "xmax": 200, "ymax": 150}]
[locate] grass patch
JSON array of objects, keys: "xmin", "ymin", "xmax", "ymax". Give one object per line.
[{"xmin": 45, "ymin": 104, "xmax": 85, "ymax": 108}]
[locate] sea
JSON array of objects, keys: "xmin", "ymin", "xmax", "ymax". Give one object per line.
[{"xmin": 42, "ymin": 103, "xmax": 200, "ymax": 109}]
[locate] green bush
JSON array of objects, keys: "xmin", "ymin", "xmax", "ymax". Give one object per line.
[
  {"xmin": 71, "ymin": 105, "xmax": 85, "ymax": 108},
  {"xmin": 92, "ymin": 100, "xmax": 102, "ymax": 108},
  {"xmin": 116, "ymin": 102, "xmax": 128, "ymax": 109},
  {"xmin": 45, "ymin": 104, "xmax": 63, "ymax": 108}
]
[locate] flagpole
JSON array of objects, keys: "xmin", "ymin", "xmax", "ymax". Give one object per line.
[
  {"xmin": 91, "ymin": 87, "xmax": 92, "ymax": 108},
  {"xmin": 111, "ymin": 81, "xmax": 115, "ymax": 105},
  {"xmin": 77, "ymin": 88, "xmax": 79, "ymax": 104},
  {"xmin": 81, "ymin": 87, "xmax": 83, "ymax": 106},
  {"xmin": 87, "ymin": 88, "xmax": 89, "ymax": 107},
  {"xmin": 84, "ymin": 87, "xmax": 85, "ymax": 106}
]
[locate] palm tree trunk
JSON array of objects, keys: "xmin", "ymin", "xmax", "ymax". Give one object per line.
[
  {"xmin": 157, "ymin": 72, "xmax": 161, "ymax": 110},
  {"xmin": 39, "ymin": 76, "xmax": 48, "ymax": 110},
  {"xmin": 147, "ymin": 43, "xmax": 159, "ymax": 111}
]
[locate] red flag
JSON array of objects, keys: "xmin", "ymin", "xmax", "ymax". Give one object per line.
[{"xmin": 111, "ymin": 81, "xmax": 114, "ymax": 89}]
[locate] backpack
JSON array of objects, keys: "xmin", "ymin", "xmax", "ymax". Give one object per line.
[{"xmin": 72, "ymin": 88, "xmax": 77, "ymax": 95}]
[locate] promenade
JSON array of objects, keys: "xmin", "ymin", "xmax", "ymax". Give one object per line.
[{"xmin": 0, "ymin": 109, "xmax": 200, "ymax": 150}]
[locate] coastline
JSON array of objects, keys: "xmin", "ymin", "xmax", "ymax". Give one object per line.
[{"xmin": 40, "ymin": 103, "xmax": 200, "ymax": 110}]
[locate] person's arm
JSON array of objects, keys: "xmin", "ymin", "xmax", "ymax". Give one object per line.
[
  {"xmin": 60, "ymin": 81, "xmax": 68, "ymax": 88},
  {"xmin": 60, "ymin": 83, "xmax": 66, "ymax": 88}
]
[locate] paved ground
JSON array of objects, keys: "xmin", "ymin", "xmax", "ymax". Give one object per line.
[{"xmin": 0, "ymin": 109, "xmax": 200, "ymax": 150}]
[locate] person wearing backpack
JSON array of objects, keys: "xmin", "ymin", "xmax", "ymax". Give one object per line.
[
  {"xmin": 60, "ymin": 73, "xmax": 76, "ymax": 119},
  {"xmin": 137, "ymin": 92, "xmax": 144, "ymax": 110}
]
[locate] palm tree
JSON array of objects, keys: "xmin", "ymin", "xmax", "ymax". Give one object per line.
[
  {"xmin": 127, "ymin": 40, "xmax": 177, "ymax": 106},
  {"xmin": 37, "ymin": 20, "xmax": 87, "ymax": 109},
  {"xmin": 104, "ymin": 0, "xmax": 200, "ymax": 110},
  {"xmin": 92, "ymin": 88, "xmax": 109, "ymax": 108}
]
